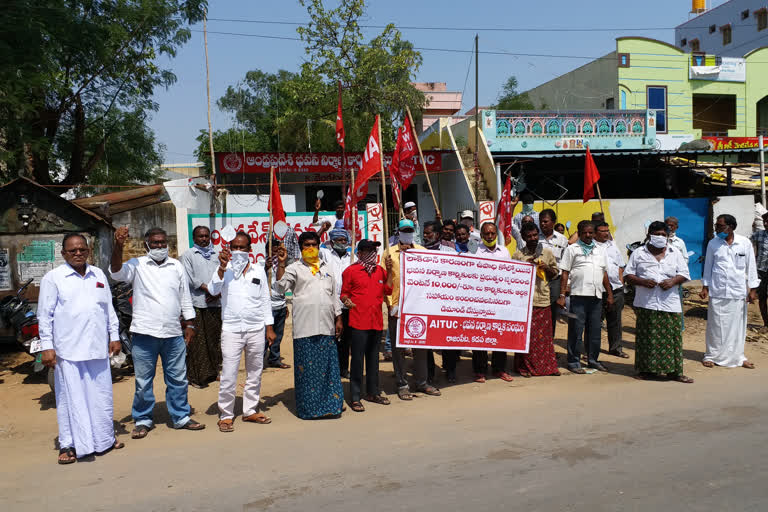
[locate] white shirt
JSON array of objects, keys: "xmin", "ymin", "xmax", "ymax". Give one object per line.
[
  {"xmin": 702, "ymin": 234, "xmax": 760, "ymax": 299},
  {"xmin": 209, "ymin": 263, "xmax": 274, "ymax": 333},
  {"xmin": 596, "ymin": 240, "xmax": 625, "ymax": 291},
  {"xmin": 110, "ymin": 255, "xmax": 195, "ymax": 337},
  {"xmin": 539, "ymin": 230, "xmax": 569, "ymax": 268},
  {"xmin": 513, "ymin": 210, "xmax": 540, "ymax": 230},
  {"xmin": 559, "ymin": 243, "xmax": 607, "ymax": 298},
  {"xmin": 38, "ymin": 264, "xmax": 119, "ymax": 361},
  {"xmin": 319, "ymin": 246, "xmax": 351, "ymax": 299},
  {"xmin": 625, "ymin": 245, "xmax": 690, "ymax": 313},
  {"xmin": 476, "ymin": 244, "xmax": 512, "ymax": 260},
  {"xmin": 269, "ymin": 266, "xmax": 287, "ymax": 310},
  {"xmin": 668, "ymin": 235, "xmax": 689, "ymax": 265}
]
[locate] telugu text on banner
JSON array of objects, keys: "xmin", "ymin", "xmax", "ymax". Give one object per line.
[{"xmin": 396, "ymin": 250, "xmax": 535, "ymax": 353}]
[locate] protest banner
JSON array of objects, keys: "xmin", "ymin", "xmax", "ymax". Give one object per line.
[
  {"xmin": 397, "ymin": 250, "xmax": 535, "ymax": 353},
  {"xmin": 187, "ymin": 210, "xmax": 368, "ymax": 263}
]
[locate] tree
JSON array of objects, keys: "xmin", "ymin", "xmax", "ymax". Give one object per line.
[
  {"xmin": 0, "ymin": 0, "xmax": 207, "ymax": 189},
  {"xmin": 203, "ymin": 0, "xmax": 425, "ymax": 165},
  {"xmin": 495, "ymin": 76, "xmax": 536, "ymax": 110}
]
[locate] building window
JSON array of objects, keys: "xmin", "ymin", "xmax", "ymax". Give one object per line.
[
  {"xmin": 721, "ymin": 25, "xmax": 732, "ymax": 45},
  {"xmin": 618, "ymin": 53, "xmax": 630, "ymax": 68},
  {"xmin": 709, "ymin": 24, "xmax": 716, "ymax": 33},
  {"xmin": 606, "ymin": 98, "xmax": 615, "ymax": 110},
  {"xmin": 681, "ymin": 38, "xmax": 687, "ymax": 47},
  {"xmin": 647, "ymin": 86, "xmax": 667, "ymax": 134},
  {"xmin": 742, "ymin": 9, "xmax": 750, "ymax": 20},
  {"xmin": 620, "ymin": 90, "xmax": 627, "ymax": 110},
  {"xmin": 691, "ymin": 38, "xmax": 700, "ymax": 52},
  {"xmin": 757, "ymin": 9, "xmax": 768, "ymax": 31}
]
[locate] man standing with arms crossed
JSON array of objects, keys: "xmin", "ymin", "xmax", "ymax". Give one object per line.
[{"xmin": 111, "ymin": 227, "xmax": 205, "ymax": 439}]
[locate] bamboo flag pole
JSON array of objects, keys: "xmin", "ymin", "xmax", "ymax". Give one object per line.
[
  {"xmin": 406, "ymin": 106, "xmax": 441, "ymax": 219},
  {"xmin": 203, "ymin": 11, "xmax": 217, "ymax": 228},
  {"xmin": 377, "ymin": 115, "xmax": 390, "ymax": 250},
  {"xmin": 267, "ymin": 165, "xmax": 275, "ymax": 287},
  {"xmin": 595, "ymin": 182, "xmax": 605, "ymax": 214}
]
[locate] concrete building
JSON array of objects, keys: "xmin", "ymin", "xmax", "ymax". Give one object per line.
[
  {"xmin": 412, "ymin": 82, "xmax": 463, "ymax": 133},
  {"xmin": 525, "ymin": 37, "xmax": 768, "ymax": 146},
  {"xmin": 676, "ymin": 0, "xmax": 768, "ymax": 56}
]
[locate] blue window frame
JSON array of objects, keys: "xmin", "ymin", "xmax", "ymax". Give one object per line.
[{"xmin": 647, "ymin": 86, "xmax": 667, "ymax": 133}]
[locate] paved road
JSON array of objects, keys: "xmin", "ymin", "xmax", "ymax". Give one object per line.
[{"xmin": 2, "ymin": 368, "xmax": 766, "ymax": 511}]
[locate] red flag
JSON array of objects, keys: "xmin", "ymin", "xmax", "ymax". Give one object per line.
[
  {"xmin": 335, "ymin": 81, "xmax": 345, "ymax": 149},
  {"xmin": 583, "ymin": 146, "xmax": 600, "ymax": 203},
  {"xmin": 354, "ymin": 115, "xmax": 382, "ymax": 194},
  {"xmin": 496, "ymin": 176, "xmax": 513, "ymax": 243},
  {"xmin": 342, "ymin": 184, "xmax": 364, "ymax": 239},
  {"xmin": 268, "ymin": 172, "xmax": 286, "ymax": 223},
  {"xmin": 389, "ymin": 116, "xmax": 417, "ymax": 190}
]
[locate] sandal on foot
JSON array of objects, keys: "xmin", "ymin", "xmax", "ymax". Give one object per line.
[
  {"xmin": 131, "ymin": 425, "xmax": 150, "ymax": 440},
  {"xmin": 364, "ymin": 394, "xmax": 391, "ymax": 405},
  {"xmin": 569, "ymin": 368, "xmax": 587, "ymax": 375},
  {"xmin": 672, "ymin": 375, "xmax": 694, "ymax": 383},
  {"xmin": 350, "ymin": 401, "xmax": 365, "ymax": 412},
  {"xmin": 180, "ymin": 419, "xmax": 206, "ymax": 431},
  {"xmin": 609, "ymin": 350, "xmax": 631, "ymax": 359},
  {"xmin": 473, "ymin": 374, "xmax": 486, "ymax": 383},
  {"xmin": 743, "ymin": 361, "xmax": 756, "ymax": 369},
  {"xmin": 397, "ymin": 388, "xmax": 413, "ymax": 401},
  {"xmin": 518, "ymin": 370, "xmax": 532, "ymax": 378},
  {"xmin": 113, "ymin": 439, "xmax": 125, "ymax": 450},
  {"xmin": 494, "ymin": 371, "xmax": 514, "ymax": 382},
  {"xmin": 217, "ymin": 419, "xmax": 235, "ymax": 433},
  {"xmin": 58, "ymin": 447, "xmax": 76, "ymax": 465},
  {"xmin": 418, "ymin": 386, "xmax": 441, "ymax": 396},
  {"xmin": 702, "ymin": 360, "xmax": 715, "ymax": 368},
  {"xmin": 243, "ymin": 413, "xmax": 272, "ymax": 424}
]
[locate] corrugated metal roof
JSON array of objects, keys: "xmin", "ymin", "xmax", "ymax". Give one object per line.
[{"xmin": 493, "ymin": 148, "xmax": 762, "ymax": 159}]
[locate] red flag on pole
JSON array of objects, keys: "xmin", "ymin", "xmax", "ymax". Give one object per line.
[
  {"xmin": 343, "ymin": 115, "xmax": 381, "ymax": 230},
  {"xmin": 496, "ymin": 176, "xmax": 513, "ymax": 243},
  {"xmin": 268, "ymin": 172, "xmax": 286, "ymax": 223},
  {"xmin": 389, "ymin": 116, "xmax": 417, "ymax": 211},
  {"xmin": 583, "ymin": 146, "xmax": 601, "ymax": 203},
  {"xmin": 335, "ymin": 81, "xmax": 345, "ymax": 149}
]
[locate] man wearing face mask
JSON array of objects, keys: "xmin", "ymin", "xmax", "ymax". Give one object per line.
[
  {"xmin": 512, "ymin": 192, "xmax": 540, "ymax": 230},
  {"xmin": 403, "ymin": 201, "xmax": 422, "ymax": 245},
  {"xmin": 701, "ymin": 214, "xmax": 759, "ymax": 369},
  {"xmin": 208, "ymin": 232, "xmax": 276, "ymax": 432},
  {"xmin": 180, "ymin": 226, "xmax": 222, "ymax": 388},
  {"xmin": 383, "ymin": 219, "xmax": 440, "ymax": 400},
  {"xmin": 320, "ymin": 222, "xmax": 353, "ymax": 378},
  {"xmin": 472, "ymin": 222, "xmax": 515, "ymax": 383},
  {"xmin": 111, "ymin": 227, "xmax": 204, "ymax": 439}
]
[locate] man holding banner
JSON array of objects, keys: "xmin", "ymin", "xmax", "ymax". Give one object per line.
[{"xmin": 472, "ymin": 222, "xmax": 515, "ymax": 383}]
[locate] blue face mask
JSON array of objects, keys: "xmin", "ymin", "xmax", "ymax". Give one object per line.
[{"xmin": 716, "ymin": 231, "xmax": 728, "ymax": 239}]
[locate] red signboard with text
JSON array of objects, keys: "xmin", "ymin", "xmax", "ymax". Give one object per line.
[
  {"xmin": 215, "ymin": 151, "xmax": 446, "ymax": 174},
  {"xmin": 703, "ymin": 137, "xmax": 768, "ymax": 151},
  {"xmin": 396, "ymin": 250, "xmax": 535, "ymax": 352}
]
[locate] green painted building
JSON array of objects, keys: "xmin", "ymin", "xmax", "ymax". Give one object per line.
[{"xmin": 525, "ymin": 37, "xmax": 768, "ymax": 148}]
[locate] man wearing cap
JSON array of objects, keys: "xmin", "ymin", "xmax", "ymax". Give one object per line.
[
  {"xmin": 403, "ymin": 201, "xmax": 422, "ymax": 245},
  {"xmin": 460, "ymin": 210, "xmax": 482, "ymax": 243},
  {"xmin": 472, "ymin": 221, "xmax": 515, "ymax": 382},
  {"xmin": 320, "ymin": 223, "xmax": 353, "ymax": 378},
  {"xmin": 341, "ymin": 240, "xmax": 394, "ymax": 412},
  {"xmin": 383, "ymin": 219, "xmax": 440, "ymax": 400}
]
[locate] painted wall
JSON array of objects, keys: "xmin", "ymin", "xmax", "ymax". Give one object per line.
[
  {"xmin": 676, "ymin": 0, "xmax": 768, "ymax": 57},
  {"xmin": 525, "ymin": 52, "xmax": 618, "ymax": 111}
]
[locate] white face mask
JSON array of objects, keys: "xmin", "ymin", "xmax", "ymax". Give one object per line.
[
  {"xmin": 146, "ymin": 244, "xmax": 168, "ymax": 262},
  {"xmin": 398, "ymin": 231, "xmax": 414, "ymax": 244},
  {"xmin": 648, "ymin": 235, "xmax": 668, "ymax": 249},
  {"xmin": 230, "ymin": 250, "xmax": 250, "ymax": 279}
]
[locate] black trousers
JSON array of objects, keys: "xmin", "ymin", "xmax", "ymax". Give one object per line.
[
  {"xmin": 337, "ymin": 309, "xmax": 350, "ymax": 375},
  {"xmin": 472, "ymin": 350, "xmax": 507, "ymax": 374},
  {"xmin": 442, "ymin": 350, "xmax": 460, "ymax": 376},
  {"xmin": 347, "ymin": 327, "xmax": 381, "ymax": 402}
]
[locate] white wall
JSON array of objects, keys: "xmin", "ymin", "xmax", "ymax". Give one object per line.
[{"xmin": 713, "ymin": 194, "xmax": 756, "ymax": 237}]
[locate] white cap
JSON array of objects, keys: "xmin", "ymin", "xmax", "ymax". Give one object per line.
[
  {"xmin": 403, "ymin": 201, "xmax": 416, "ymax": 209},
  {"xmin": 460, "ymin": 209, "xmax": 474, "ymax": 220}
]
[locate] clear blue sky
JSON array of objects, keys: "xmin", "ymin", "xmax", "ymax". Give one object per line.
[{"xmin": 150, "ymin": 0, "xmax": 727, "ymax": 164}]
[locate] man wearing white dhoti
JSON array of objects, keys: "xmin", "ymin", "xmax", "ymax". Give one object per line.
[
  {"xmin": 701, "ymin": 214, "xmax": 759, "ymax": 369},
  {"xmin": 208, "ymin": 232, "xmax": 276, "ymax": 432},
  {"xmin": 38, "ymin": 233, "xmax": 124, "ymax": 464}
]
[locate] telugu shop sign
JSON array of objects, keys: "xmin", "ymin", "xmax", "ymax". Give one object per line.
[
  {"xmin": 703, "ymin": 137, "xmax": 768, "ymax": 151},
  {"xmin": 215, "ymin": 151, "xmax": 446, "ymax": 174}
]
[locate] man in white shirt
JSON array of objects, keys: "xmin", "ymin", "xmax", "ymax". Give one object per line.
[
  {"xmin": 701, "ymin": 214, "xmax": 759, "ymax": 369},
  {"xmin": 558, "ymin": 220, "xmax": 614, "ymax": 373},
  {"xmin": 39, "ymin": 234, "xmax": 124, "ymax": 464},
  {"xmin": 208, "ymin": 232, "xmax": 276, "ymax": 432},
  {"xmin": 110, "ymin": 227, "xmax": 204, "ymax": 439},
  {"xmin": 539, "ymin": 209, "xmax": 569, "ymax": 335},
  {"xmin": 666, "ymin": 216, "xmax": 690, "ymax": 330},
  {"xmin": 264, "ymin": 238, "xmax": 291, "ymax": 369},
  {"xmin": 595, "ymin": 221, "xmax": 629, "ymax": 358},
  {"xmin": 472, "ymin": 222, "xmax": 515, "ymax": 382},
  {"xmin": 320, "ymin": 225, "xmax": 353, "ymax": 378}
]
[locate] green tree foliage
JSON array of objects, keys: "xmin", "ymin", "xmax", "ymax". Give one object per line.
[
  {"xmin": 200, "ymin": 0, "xmax": 425, "ymax": 167},
  {"xmin": 495, "ymin": 76, "xmax": 536, "ymax": 111},
  {"xmin": 0, "ymin": 0, "xmax": 207, "ymax": 188}
]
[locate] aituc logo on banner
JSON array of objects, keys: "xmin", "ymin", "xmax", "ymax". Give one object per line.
[{"xmin": 404, "ymin": 315, "xmax": 428, "ymax": 340}]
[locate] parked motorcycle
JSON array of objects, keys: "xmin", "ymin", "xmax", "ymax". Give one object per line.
[{"xmin": 0, "ymin": 278, "xmax": 52, "ymax": 388}]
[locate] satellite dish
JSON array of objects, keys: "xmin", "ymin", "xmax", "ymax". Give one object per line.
[
  {"xmin": 273, "ymin": 220, "xmax": 289, "ymax": 240},
  {"xmin": 220, "ymin": 225, "xmax": 237, "ymax": 243},
  {"xmin": 316, "ymin": 190, "xmax": 324, "ymax": 199}
]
